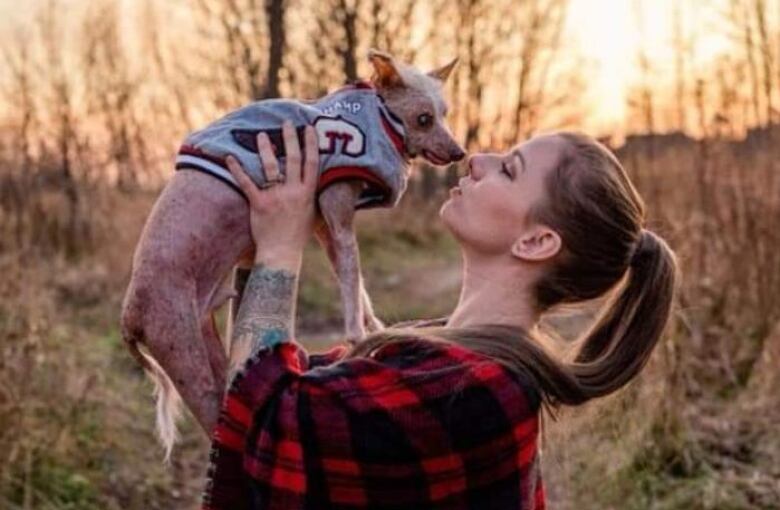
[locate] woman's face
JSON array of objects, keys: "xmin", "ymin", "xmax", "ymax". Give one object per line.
[{"xmin": 440, "ymin": 134, "xmax": 566, "ymax": 257}]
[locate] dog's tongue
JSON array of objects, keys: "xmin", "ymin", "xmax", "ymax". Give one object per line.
[{"xmin": 423, "ymin": 150, "xmax": 449, "ymax": 166}]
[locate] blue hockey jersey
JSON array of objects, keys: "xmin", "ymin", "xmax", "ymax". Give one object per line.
[{"xmin": 175, "ymin": 82, "xmax": 410, "ymax": 209}]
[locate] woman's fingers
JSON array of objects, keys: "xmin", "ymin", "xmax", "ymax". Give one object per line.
[
  {"xmin": 256, "ymin": 132, "xmax": 282, "ymax": 183},
  {"xmin": 281, "ymin": 121, "xmax": 302, "ymax": 183},
  {"xmin": 226, "ymin": 155, "xmax": 263, "ymax": 208},
  {"xmin": 302, "ymin": 125, "xmax": 319, "ymax": 191}
]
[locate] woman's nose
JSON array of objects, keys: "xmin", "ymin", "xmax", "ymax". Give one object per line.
[{"xmin": 467, "ymin": 154, "xmax": 487, "ymax": 180}]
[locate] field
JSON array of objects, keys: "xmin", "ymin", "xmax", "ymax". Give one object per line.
[
  {"xmin": 2, "ymin": 131, "xmax": 780, "ymax": 509},
  {"xmin": 2, "ymin": 0, "xmax": 780, "ymax": 507}
]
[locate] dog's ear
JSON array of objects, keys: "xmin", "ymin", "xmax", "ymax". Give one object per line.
[
  {"xmin": 368, "ymin": 49, "xmax": 405, "ymax": 89},
  {"xmin": 428, "ymin": 57, "xmax": 458, "ymax": 83}
]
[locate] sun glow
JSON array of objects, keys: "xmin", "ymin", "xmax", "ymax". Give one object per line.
[
  {"xmin": 0, "ymin": 0, "xmax": 753, "ymax": 135},
  {"xmin": 567, "ymin": 0, "xmax": 731, "ymax": 133}
]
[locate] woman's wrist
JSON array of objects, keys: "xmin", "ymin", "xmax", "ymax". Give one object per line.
[
  {"xmin": 254, "ymin": 248, "xmax": 303, "ymax": 273},
  {"xmin": 227, "ymin": 261, "xmax": 299, "ymax": 383}
]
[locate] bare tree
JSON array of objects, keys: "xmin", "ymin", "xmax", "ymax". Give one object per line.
[
  {"xmin": 430, "ymin": 0, "xmax": 577, "ymax": 149},
  {"xmin": 288, "ymin": 0, "xmax": 420, "ymax": 97},
  {"xmin": 1, "ymin": 30, "xmax": 36, "ymax": 247},
  {"xmin": 138, "ymin": 0, "xmax": 194, "ymax": 132},
  {"xmin": 368, "ymin": 0, "xmax": 419, "ymax": 61},
  {"xmin": 629, "ymin": 0, "xmax": 657, "ymax": 136},
  {"xmin": 81, "ymin": 0, "xmax": 145, "ymax": 190},
  {"xmin": 671, "ymin": 0, "xmax": 690, "ymax": 132},
  {"xmin": 507, "ymin": 0, "xmax": 569, "ymax": 142},
  {"xmin": 264, "ymin": 0, "xmax": 287, "ymax": 98},
  {"xmin": 752, "ymin": 0, "xmax": 775, "ymax": 123},
  {"xmin": 37, "ymin": 0, "xmax": 84, "ymax": 255},
  {"xmin": 728, "ymin": 0, "xmax": 763, "ymax": 126},
  {"xmin": 191, "ymin": 0, "xmax": 287, "ymax": 105}
]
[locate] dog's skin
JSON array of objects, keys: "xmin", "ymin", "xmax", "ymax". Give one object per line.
[{"xmin": 120, "ymin": 49, "xmax": 465, "ymax": 457}]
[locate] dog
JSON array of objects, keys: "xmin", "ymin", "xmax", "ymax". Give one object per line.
[{"xmin": 120, "ymin": 49, "xmax": 464, "ymax": 458}]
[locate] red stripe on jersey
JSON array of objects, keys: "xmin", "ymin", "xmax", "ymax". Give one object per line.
[
  {"xmin": 179, "ymin": 144, "xmax": 228, "ymax": 168},
  {"xmin": 379, "ymin": 112, "xmax": 406, "ymax": 154},
  {"xmin": 317, "ymin": 166, "xmax": 392, "ymax": 197}
]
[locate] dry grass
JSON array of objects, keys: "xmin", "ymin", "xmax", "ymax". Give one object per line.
[{"xmin": 1, "ymin": 130, "xmax": 780, "ymax": 508}]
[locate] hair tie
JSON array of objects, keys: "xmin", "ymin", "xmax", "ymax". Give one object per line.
[{"xmin": 630, "ymin": 229, "xmax": 654, "ymax": 266}]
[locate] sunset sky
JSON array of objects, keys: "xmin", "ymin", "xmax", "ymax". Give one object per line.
[
  {"xmin": 566, "ymin": 0, "xmax": 728, "ymax": 132},
  {"xmin": 0, "ymin": 0, "xmax": 731, "ymax": 133}
]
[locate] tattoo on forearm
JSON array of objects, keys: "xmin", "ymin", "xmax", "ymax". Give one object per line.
[{"xmin": 227, "ymin": 264, "xmax": 297, "ymax": 384}]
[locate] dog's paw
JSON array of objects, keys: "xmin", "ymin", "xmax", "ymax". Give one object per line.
[{"xmin": 364, "ymin": 313, "xmax": 385, "ymax": 333}]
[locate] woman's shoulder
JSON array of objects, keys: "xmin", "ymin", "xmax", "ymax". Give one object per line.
[
  {"xmin": 307, "ymin": 317, "xmax": 447, "ymax": 368},
  {"xmin": 304, "ymin": 328, "xmax": 542, "ymax": 419}
]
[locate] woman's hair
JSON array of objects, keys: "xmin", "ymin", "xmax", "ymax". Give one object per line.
[{"xmin": 345, "ymin": 132, "xmax": 679, "ymax": 409}]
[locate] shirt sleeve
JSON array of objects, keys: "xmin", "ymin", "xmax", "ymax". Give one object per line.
[{"xmin": 202, "ymin": 340, "xmax": 328, "ymax": 510}]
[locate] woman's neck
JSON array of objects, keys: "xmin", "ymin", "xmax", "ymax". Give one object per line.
[{"xmin": 446, "ymin": 252, "xmax": 541, "ymax": 332}]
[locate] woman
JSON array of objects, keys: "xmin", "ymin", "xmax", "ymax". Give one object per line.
[{"xmin": 202, "ymin": 123, "xmax": 678, "ymax": 510}]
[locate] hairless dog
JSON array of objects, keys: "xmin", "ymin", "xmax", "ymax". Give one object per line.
[{"xmin": 121, "ymin": 49, "xmax": 464, "ymax": 456}]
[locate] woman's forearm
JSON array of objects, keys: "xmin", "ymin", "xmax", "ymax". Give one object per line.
[{"xmin": 227, "ymin": 261, "xmax": 300, "ymax": 384}]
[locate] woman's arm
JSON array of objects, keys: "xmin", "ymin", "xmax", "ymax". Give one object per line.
[
  {"xmin": 224, "ymin": 121, "xmax": 319, "ymax": 385},
  {"xmin": 227, "ymin": 263, "xmax": 298, "ymax": 382}
]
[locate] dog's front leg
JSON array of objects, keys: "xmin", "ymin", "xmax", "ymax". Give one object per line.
[
  {"xmin": 317, "ymin": 181, "xmax": 367, "ymax": 342},
  {"xmin": 314, "ymin": 218, "xmax": 384, "ymax": 334}
]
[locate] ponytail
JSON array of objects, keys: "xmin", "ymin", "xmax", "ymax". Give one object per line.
[
  {"xmin": 345, "ymin": 231, "xmax": 677, "ymax": 410},
  {"xmin": 568, "ymin": 229, "xmax": 678, "ymax": 401}
]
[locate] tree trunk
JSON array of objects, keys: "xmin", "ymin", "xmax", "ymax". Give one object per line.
[{"xmin": 264, "ymin": 0, "xmax": 285, "ymax": 98}]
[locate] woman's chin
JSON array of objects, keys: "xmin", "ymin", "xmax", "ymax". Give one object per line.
[
  {"xmin": 439, "ymin": 198, "xmax": 455, "ymax": 221},
  {"xmin": 439, "ymin": 201, "xmax": 461, "ymax": 235}
]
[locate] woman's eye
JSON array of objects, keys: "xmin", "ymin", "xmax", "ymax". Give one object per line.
[
  {"xmin": 417, "ymin": 113, "xmax": 433, "ymax": 127},
  {"xmin": 501, "ymin": 162, "xmax": 512, "ymax": 178}
]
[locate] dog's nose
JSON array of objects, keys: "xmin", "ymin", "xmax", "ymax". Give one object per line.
[{"xmin": 451, "ymin": 148, "xmax": 466, "ymax": 162}]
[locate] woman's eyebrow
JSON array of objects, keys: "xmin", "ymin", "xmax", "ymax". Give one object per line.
[{"xmin": 512, "ymin": 150, "xmax": 526, "ymax": 173}]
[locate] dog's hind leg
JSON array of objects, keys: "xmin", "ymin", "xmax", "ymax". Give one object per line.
[
  {"xmin": 122, "ymin": 170, "xmax": 252, "ymax": 455},
  {"xmin": 122, "ymin": 280, "xmax": 223, "ymax": 454}
]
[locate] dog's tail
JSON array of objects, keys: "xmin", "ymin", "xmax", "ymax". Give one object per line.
[{"xmin": 123, "ymin": 327, "xmax": 182, "ymax": 462}]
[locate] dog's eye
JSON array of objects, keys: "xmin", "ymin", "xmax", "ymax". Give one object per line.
[{"xmin": 417, "ymin": 113, "xmax": 433, "ymax": 128}]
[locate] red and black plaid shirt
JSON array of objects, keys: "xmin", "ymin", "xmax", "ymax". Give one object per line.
[{"xmin": 202, "ymin": 335, "xmax": 546, "ymax": 509}]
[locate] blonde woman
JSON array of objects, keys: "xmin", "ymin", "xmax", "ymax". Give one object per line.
[{"xmin": 203, "ymin": 126, "xmax": 678, "ymax": 510}]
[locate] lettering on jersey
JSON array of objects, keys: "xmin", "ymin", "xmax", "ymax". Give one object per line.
[
  {"xmin": 313, "ymin": 116, "xmax": 366, "ymax": 157},
  {"xmin": 230, "ymin": 116, "xmax": 366, "ymax": 159},
  {"xmin": 321, "ymin": 100, "xmax": 363, "ymax": 116}
]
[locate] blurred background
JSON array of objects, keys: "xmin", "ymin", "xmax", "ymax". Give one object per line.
[{"xmin": 1, "ymin": 0, "xmax": 779, "ymax": 508}]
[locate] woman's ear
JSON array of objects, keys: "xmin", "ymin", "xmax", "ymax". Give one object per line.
[{"xmin": 510, "ymin": 226, "xmax": 561, "ymax": 262}]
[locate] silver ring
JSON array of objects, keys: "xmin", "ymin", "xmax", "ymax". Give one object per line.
[{"xmin": 259, "ymin": 175, "xmax": 285, "ymax": 189}]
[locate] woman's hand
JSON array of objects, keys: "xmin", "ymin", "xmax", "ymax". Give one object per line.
[{"xmin": 226, "ymin": 121, "xmax": 319, "ymax": 272}]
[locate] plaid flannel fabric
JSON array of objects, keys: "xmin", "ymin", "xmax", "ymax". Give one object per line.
[{"xmin": 202, "ymin": 337, "xmax": 546, "ymax": 510}]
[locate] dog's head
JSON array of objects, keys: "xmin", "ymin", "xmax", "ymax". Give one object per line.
[{"xmin": 368, "ymin": 49, "xmax": 465, "ymax": 166}]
